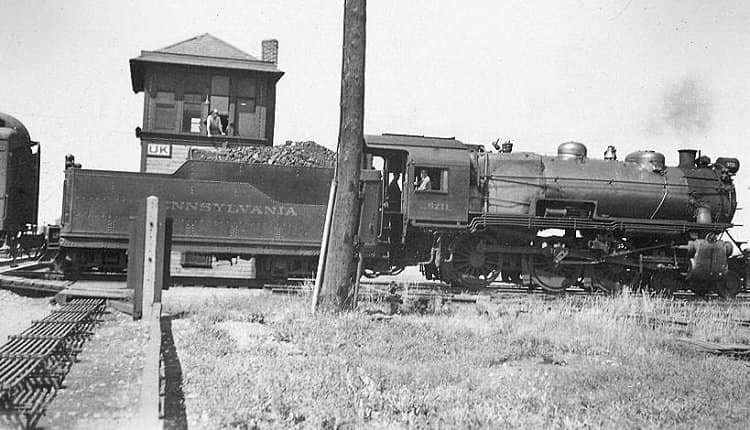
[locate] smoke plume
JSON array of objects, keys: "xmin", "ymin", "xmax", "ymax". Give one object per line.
[{"xmin": 659, "ymin": 77, "xmax": 712, "ymax": 138}]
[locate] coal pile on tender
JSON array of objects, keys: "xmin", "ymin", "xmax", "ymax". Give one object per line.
[{"xmin": 191, "ymin": 140, "xmax": 336, "ymax": 168}]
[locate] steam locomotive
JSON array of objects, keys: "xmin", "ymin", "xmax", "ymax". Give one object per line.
[
  {"xmin": 359, "ymin": 134, "xmax": 747, "ymax": 297},
  {"xmin": 55, "ymin": 131, "xmax": 748, "ymax": 297}
]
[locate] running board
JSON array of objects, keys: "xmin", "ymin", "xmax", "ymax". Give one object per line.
[{"xmin": 468, "ymin": 214, "xmax": 731, "ymax": 235}]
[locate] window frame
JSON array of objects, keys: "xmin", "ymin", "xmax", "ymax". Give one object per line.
[
  {"xmin": 146, "ymin": 69, "xmax": 269, "ymax": 137},
  {"xmin": 154, "ymin": 91, "xmax": 177, "ymax": 131},
  {"xmin": 181, "ymin": 74, "xmax": 208, "ymax": 134},
  {"xmin": 413, "ymin": 166, "xmax": 449, "ymax": 194}
]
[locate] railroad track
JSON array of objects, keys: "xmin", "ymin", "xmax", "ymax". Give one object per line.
[
  {"xmin": 0, "ymin": 298, "xmax": 106, "ymax": 430},
  {"xmin": 274, "ymin": 278, "xmax": 750, "ymax": 303},
  {"xmin": 2, "ymin": 262, "xmax": 749, "ymax": 303}
]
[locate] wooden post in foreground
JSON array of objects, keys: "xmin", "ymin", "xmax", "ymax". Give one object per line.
[
  {"xmin": 129, "ymin": 196, "xmax": 166, "ymax": 320},
  {"xmin": 319, "ymin": 0, "xmax": 367, "ymax": 311},
  {"xmin": 311, "ymin": 178, "xmax": 337, "ymax": 311},
  {"xmin": 352, "ymin": 251, "xmax": 364, "ymax": 307}
]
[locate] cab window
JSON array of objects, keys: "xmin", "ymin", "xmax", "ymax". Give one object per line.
[{"xmin": 414, "ymin": 166, "xmax": 447, "ymax": 193}]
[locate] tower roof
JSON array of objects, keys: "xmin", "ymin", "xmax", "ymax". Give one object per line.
[
  {"xmin": 129, "ymin": 33, "xmax": 283, "ymax": 92},
  {"xmin": 156, "ymin": 33, "xmax": 260, "ymax": 61}
]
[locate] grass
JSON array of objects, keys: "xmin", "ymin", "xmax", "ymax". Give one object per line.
[{"xmin": 163, "ymin": 288, "xmax": 750, "ymax": 429}]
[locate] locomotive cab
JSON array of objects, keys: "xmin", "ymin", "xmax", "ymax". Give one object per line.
[
  {"xmin": 361, "ymin": 134, "xmax": 471, "ymax": 275},
  {"xmin": 364, "ymin": 134, "xmax": 471, "ymax": 229},
  {"xmin": 361, "ymin": 142, "xmax": 407, "ymax": 247},
  {"xmin": 406, "ymin": 148, "xmax": 469, "ymax": 227}
]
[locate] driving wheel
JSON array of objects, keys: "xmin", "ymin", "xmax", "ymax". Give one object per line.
[
  {"xmin": 450, "ymin": 234, "xmax": 501, "ymax": 289},
  {"xmin": 527, "ymin": 255, "xmax": 582, "ymax": 292}
]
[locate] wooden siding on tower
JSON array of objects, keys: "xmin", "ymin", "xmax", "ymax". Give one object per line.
[{"xmin": 142, "ymin": 142, "xmax": 190, "ymax": 174}]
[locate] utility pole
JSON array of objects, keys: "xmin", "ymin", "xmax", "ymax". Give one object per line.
[{"xmin": 319, "ymin": 0, "xmax": 366, "ymax": 311}]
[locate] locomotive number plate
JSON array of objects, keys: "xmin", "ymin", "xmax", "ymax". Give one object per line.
[{"xmin": 427, "ymin": 201, "xmax": 449, "ymax": 211}]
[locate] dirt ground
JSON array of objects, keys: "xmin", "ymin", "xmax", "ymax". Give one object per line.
[{"xmin": 35, "ymin": 310, "xmax": 149, "ymax": 430}]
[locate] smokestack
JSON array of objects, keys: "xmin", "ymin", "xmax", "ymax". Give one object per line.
[
  {"xmin": 678, "ymin": 149, "xmax": 697, "ymax": 169},
  {"xmin": 262, "ymin": 39, "xmax": 279, "ymax": 65}
]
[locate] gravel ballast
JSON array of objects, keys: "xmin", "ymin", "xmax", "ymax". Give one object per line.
[{"xmin": 0, "ymin": 290, "xmax": 54, "ymax": 342}]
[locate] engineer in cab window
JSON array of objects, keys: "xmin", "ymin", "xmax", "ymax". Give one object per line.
[{"xmin": 416, "ymin": 169, "xmax": 432, "ymax": 191}]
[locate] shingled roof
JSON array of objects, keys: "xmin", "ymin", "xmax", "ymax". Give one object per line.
[
  {"xmin": 129, "ymin": 33, "xmax": 283, "ymax": 93},
  {"xmin": 157, "ymin": 33, "xmax": 259, "ymax": 61}
]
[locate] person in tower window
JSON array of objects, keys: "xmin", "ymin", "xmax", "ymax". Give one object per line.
[{"xmin": 207, "ymin": 108, "xmax": 224, "ymax": 137}]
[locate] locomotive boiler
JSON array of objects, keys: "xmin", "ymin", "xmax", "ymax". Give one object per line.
[
  {"xmin": 484, "ymin": 142, "xmax": 737, "ymax": 223},
  {"xmin": 359, "ymin": 134, "xmax": 746, "ymax": 297}
]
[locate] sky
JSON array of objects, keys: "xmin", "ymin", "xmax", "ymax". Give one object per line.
[{"xmin": 1, "ymin": 0, "xmax": 749, "ymax": 239}]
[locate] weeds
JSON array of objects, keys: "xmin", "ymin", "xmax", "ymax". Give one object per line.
[{"xmin": 164, "ymin": 287, "xmax": 750, "ymax": 429}]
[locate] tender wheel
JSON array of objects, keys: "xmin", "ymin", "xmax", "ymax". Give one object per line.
[
  {"xmin": 55, "ymin": 250, "xmax": 82, "ymax": 280},
  {"xmin": 526, "ymin": 255, "xmax": 582, "ymax": 292},
  {"xmin": 450, "ymin": 234, "xmax": 500, "ymax": 289}
]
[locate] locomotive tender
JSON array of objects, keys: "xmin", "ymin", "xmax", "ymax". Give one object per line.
[
  {"xmin": 59, "ymin": 160, "xmax": 333, "ymax": 281},
  {"xmin": 359, "ymin": 134, "xmax": 746, "ymax": 297}
]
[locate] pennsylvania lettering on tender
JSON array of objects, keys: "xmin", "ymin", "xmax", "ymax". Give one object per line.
[{"xmin": 165, "ymin": 200, "xmax": 298, "ymax": 216}]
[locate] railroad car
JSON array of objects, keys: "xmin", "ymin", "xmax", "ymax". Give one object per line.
[
  {"xmin": 359, "ymin": 134, "xmax": 748, "ymax": 297},
  {"xmin": 58, "ymin": 160, "xmax": 333, "ymax": 282},
  {"xmin": 0, "ymin": 113, "xmax": 41, "ymax": 256}
]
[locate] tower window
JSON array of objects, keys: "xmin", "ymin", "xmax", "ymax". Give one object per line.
[
  {"xmin": 182, "ymin": 93, "xmax": 204, "ymax": 133},
  {"xmin": 154, "ymin": 91, "xmax": 176, "ymax": 130}
]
